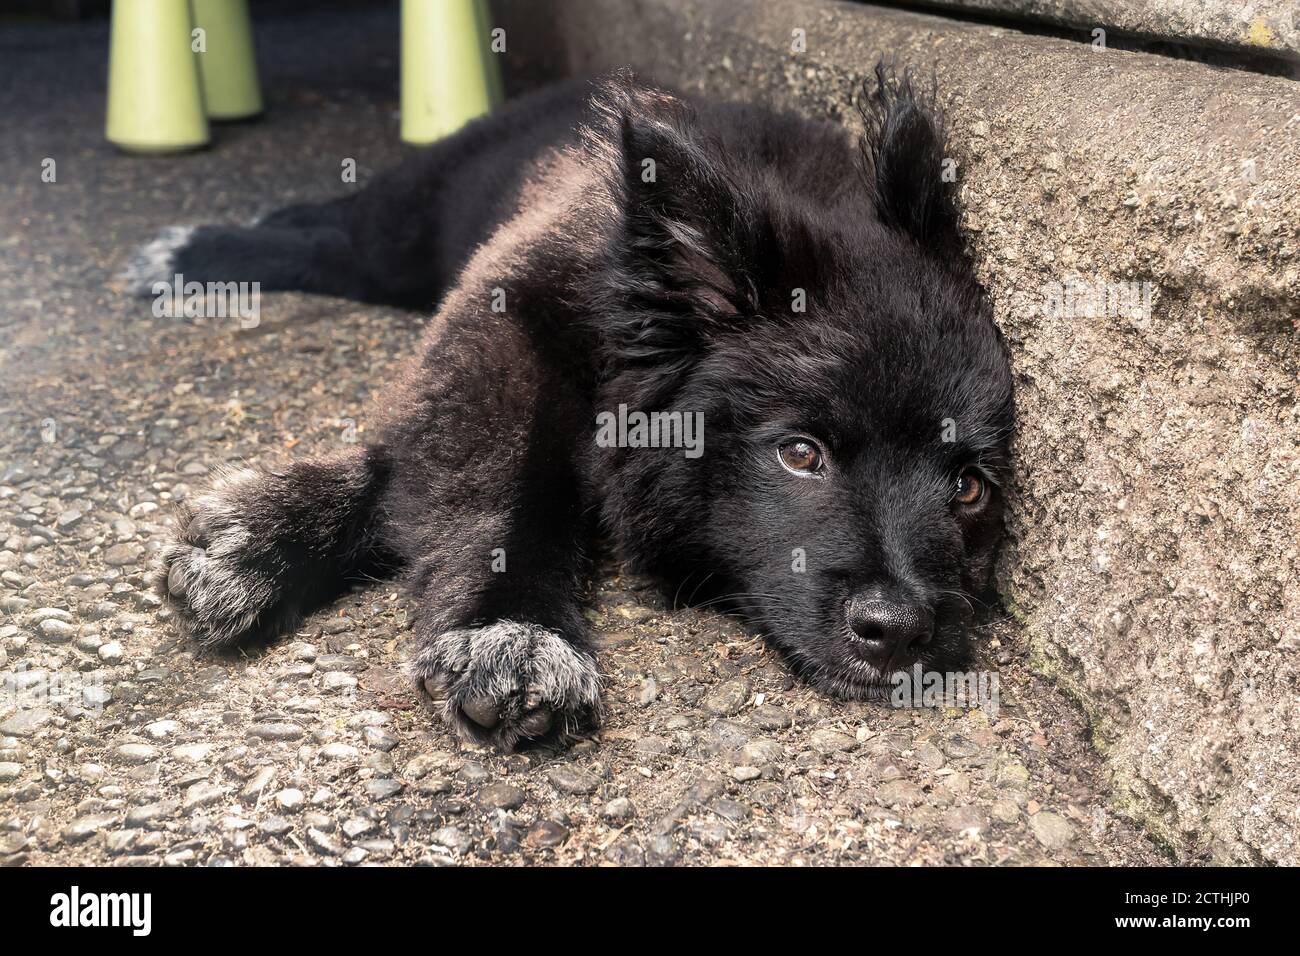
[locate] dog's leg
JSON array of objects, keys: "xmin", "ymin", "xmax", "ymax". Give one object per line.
[
  {"xmin": 157, "ymin": 446, "xmax": 394, "ymax": 648},
  {"xmin": 373, "ymin": 311, "xmax": 601, "ymax": 750},
  {"xmin": 121, "ymin": 220, "xmax": 377, "ymax": 303},
  {"xmin": 391, "ymin": 429, "xmax": 601, "ymax": 751}
]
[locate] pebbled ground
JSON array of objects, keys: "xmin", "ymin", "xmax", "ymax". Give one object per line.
[{"xmin": 0, "ymin": 8, "xmax": 1165, "ymax": 867}]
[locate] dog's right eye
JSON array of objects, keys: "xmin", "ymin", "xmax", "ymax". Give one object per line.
[{"xmin": 778, "ymin": 439, "xmax": 824, "ymax": 475}]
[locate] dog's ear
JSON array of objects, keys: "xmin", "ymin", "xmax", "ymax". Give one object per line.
[
  {"xmin": 585, "ymin": 75, "xmax": 764, "ymax": 365},
  {"xmin": 858, "ymin": 65, "xmax": 964, "ymax": 258}
]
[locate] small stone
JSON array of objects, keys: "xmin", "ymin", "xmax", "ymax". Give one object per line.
[
  {"xmin": 1030, "ymin": 811, "xmax": 1076, "ymax": 850},
  {"xmin": 342, "ymin": 817, "xmax": 378, "ymax": 839},
  {"xmin": 810, "ymin": 728, "xmax": 857, "ymax": 754},
  {"xmin": 0, "ymin": 709, "xmax": 51, "ymax": 738},
  {"xmin": 996, "ymin": 762, "xmax": 1031, "ymax": 789},
  {"xmin": 363, "ymin": 778, "xmax": 403, "ymax": 800},
  {"xmin": 477, "ymin": 782, "xmax": 526, "ymax": 810},
  {"xmin": 171, "ymin": 743, "xmax": 215, "ymax": 762},
  {"xmin": 83, "ymin": 684, "xmax": 112, "ymax": 709},
  {"xmin": 702, "ymin": 679, "xmax": 750, "ymax": 716},
  {"xmin": 320, "ymin": 743, "xmax": 359, "ymax": 761},
  {"xmin": 750, "ymin": 704, "xmax": 793, "ymax": 730},
  {"xmin": 432, "ymin": 826, "xmax": 473, "ymax": 855},
  {"xmin": 342, "ymin": 847, "xmax": 368, "ymax": 865},
  {"xmin": 275, "ymin": 788, "xmax": 305, "ymax": 812},
  {"xmin": 525, "ymin": 819, "xmax": 568, "ymax": 849},
  {"xmin": 602, "ymin": 797, "xmax": 636, "ymax": 821},
  {"xmin": 876, "ymin": 780, "xmax": 924, "ymax": 807},
  {"xmin": 732, "ymin": 765, "xmax": 761, "ymax": 782},
  {"xmin": 144, "ymin": 720, "xmax": 180, "ymax": 740},
  {"xmin": 940, "ymin": 733, "xmax": 982, "ymax": 759},
  {"xmin": 547, "ymin": 764, "xmax": 601, "ymax": 795},
  {"xmin": 75, "ymin": 631, "xmax": 103, "ymax": 652},
  {"xmin": 915, "ymin": 742, "xmax": 946, "ymax": 770},
  {"xmin": 98, "ymin": 641, "xmax": 124, "ymax": 664},
  {"xmin": 634, "ymin": 735, "xmax": 673, "ymax": 757},
  {"xmin": 30, "ymin": 607, "xmax": 73, "ymax": 623},
  {"xmin": 307, "ymin": 827, "xmax": 343, "ymax": 856},
  {"xmin": 991, "ymin": 799, "xmax": 1022, "ymax": 824},
  {"xmin": 403, "ymin": 754, "xmax": 440, "ymax": 780},
  {"xmin": 739, "ymin": 738, "xmax": 784, "ymax": 766},
  {"xmin": 103, "ymin": 543, "xmax": 143, "ymax": 566},
  {"xmin": 322, "ymin": 672, "xmax": 357, "ymax": 692},
  {"xmin": 248, "ymin": 723, "xmax": 304, "ymax": 741},
  {"xmin": 709, "ymin": 719, "xmax": 751, "ymax": 750},
  {"xmin": 240, "ymin": 766, "xmax": 276, "ymax": 803},
  {"xmin": 259, "ymin": 816, "xmax": 293, "ymax": 836},
  {"xmin": 183, "ymin": 782, "xmax": 223, "ymax": 809},
  {"xmin": 0, "ymin": 762, "xmax": 22, "ymax": 781},
  {"xmin": 362, "ymin": 726, "xmax": 398, "ymax": 752},
  {"xmin": 114, "ymin": 743, "xmax": 159, "ymax": 764},
  {"xmin": 36, "ymin": 619, "xmax": 76, "ymax": 643},
  {"xmin": 63, "ymin": 813, "xmax": 118, "ymax": 843},
  {"xmin": 105, "ymin": 830, "xmax": 138, "ymax": 855},
  {"xmin": 317, "ymin": 653, "xmax": 365, "ymax": 672},
  {"xmin": 638, "ymin": 678, "xmax": 659, "ymax": 706},
  {"xmin": 125, "ymin": 802, "xmax": 178, "ymax": 828},
  {"xmin": 944, "ymin": 805, "xmax": 987, "ymax": 834},
  {"xmin": 289, "ymin": 642, "xmax": 318, "ymax": 662}
]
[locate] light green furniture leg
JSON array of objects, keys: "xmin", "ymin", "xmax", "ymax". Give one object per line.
[
  {"xmin": 192, "ymin": 0, "xmax": 263, "ymax": 120},
  {"xmin": 105, "ymin": 0, "xmax": 209, "ymax": 152},
  {"xmin": 401, "ymin": 0, "xmax": 502, "ymax": 144}
]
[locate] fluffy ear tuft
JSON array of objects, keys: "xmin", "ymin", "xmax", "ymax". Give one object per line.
[
  {"xmin": 858, "ymin": 64, "xmax": 964, "ymax": 257},
  {"xmin": 583, "ymin": 73, "xmax": 763, "ymax": 368}
]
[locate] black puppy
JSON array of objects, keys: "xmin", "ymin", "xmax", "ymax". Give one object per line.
[{"xmin": 137, "ymin": 70, "xmax": 1014, "ymax": 751}]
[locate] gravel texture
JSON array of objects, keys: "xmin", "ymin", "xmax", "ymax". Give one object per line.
[{"xmin": 0, "ymin": 8, "xmax": 1165, "ymax": 866}]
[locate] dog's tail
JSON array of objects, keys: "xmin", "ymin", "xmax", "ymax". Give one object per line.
[{"xmin": 119, "ymin": 194, "xmax": 384, "ymax": 304}]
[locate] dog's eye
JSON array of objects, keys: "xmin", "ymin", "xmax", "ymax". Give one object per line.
[
  {"xmin": 953, "ymin": 469, "xmax": 986, "ymax": 506},
  {"xmin": 778, "ymin": 439, "xmax": 823, "ymax": 475}
]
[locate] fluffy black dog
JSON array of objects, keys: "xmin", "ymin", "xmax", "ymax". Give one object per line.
[{"xmin": 137, "ymin": 70, "xmax": 1014, "ymax": 751}]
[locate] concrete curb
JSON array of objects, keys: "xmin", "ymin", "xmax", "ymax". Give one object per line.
[{"xmin": 916, "ymin": 0, "xmax": 1300, "ymax": 64}]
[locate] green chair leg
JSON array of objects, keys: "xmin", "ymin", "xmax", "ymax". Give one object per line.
[
  {"xmin": 192, "ymin": 0, "xmax": 263, "ymax": 120},
  {"xmin": 105, "ymin": 0, "xmax": 209, "ymax": 152},
  {"xmin": 401, "ymin": 0, "xmax": 502, "ymax": 144}
]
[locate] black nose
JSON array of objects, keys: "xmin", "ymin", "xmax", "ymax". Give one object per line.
[{"xmin": 845, "ymin": 592, "xmax": 933, "ymax": 669}]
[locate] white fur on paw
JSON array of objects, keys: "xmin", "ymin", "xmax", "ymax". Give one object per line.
[
  {"xmin": 158, "ymin": 467, "xmax": 277, "ymax": 647},
  {"xmin": 119, "ymin": 225, "xmax": 195, "ymax": 295},
  {"xmin": 409, "ymin": 621, "xmax": 602, "ymax": 745}
]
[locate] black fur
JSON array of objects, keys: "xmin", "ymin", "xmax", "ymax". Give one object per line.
[{"xmin": 146, "ymin": 70, "xmax": 1014, "ymax": 751}]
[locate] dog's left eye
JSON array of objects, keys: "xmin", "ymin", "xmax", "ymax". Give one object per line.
[
  {"xmin": 778, "ymin": 439, "xmax": 823, "ymax": 475},
  {"xmin": 953, "ymin": 468, "xmax": 986, "ymax": 506}
]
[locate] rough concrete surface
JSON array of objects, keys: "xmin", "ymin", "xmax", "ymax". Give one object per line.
[
  {"xmin": 0, "ymin": 9, "xmax": 1167, "ymax": 867},
  {"xmin": 913, "ymin": 0, "xmax": 1300, "ymax": 62},
  {"xmin": 501, "ymin": 0, "xmax": 1300, "ymax": 863}
]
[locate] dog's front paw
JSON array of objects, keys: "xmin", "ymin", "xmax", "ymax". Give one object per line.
[
  {"xmin": 156, "ymin": 468, "xmax": 287, "ymax": 648},
  {"xmin": 410, "ymin": 621, "xmax": 602, "ymax": 751}
]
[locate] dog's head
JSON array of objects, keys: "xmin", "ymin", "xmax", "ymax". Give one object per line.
[{"xmin": 587, "ymin": 71, "xmax": 1014, "ymax": 697}]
